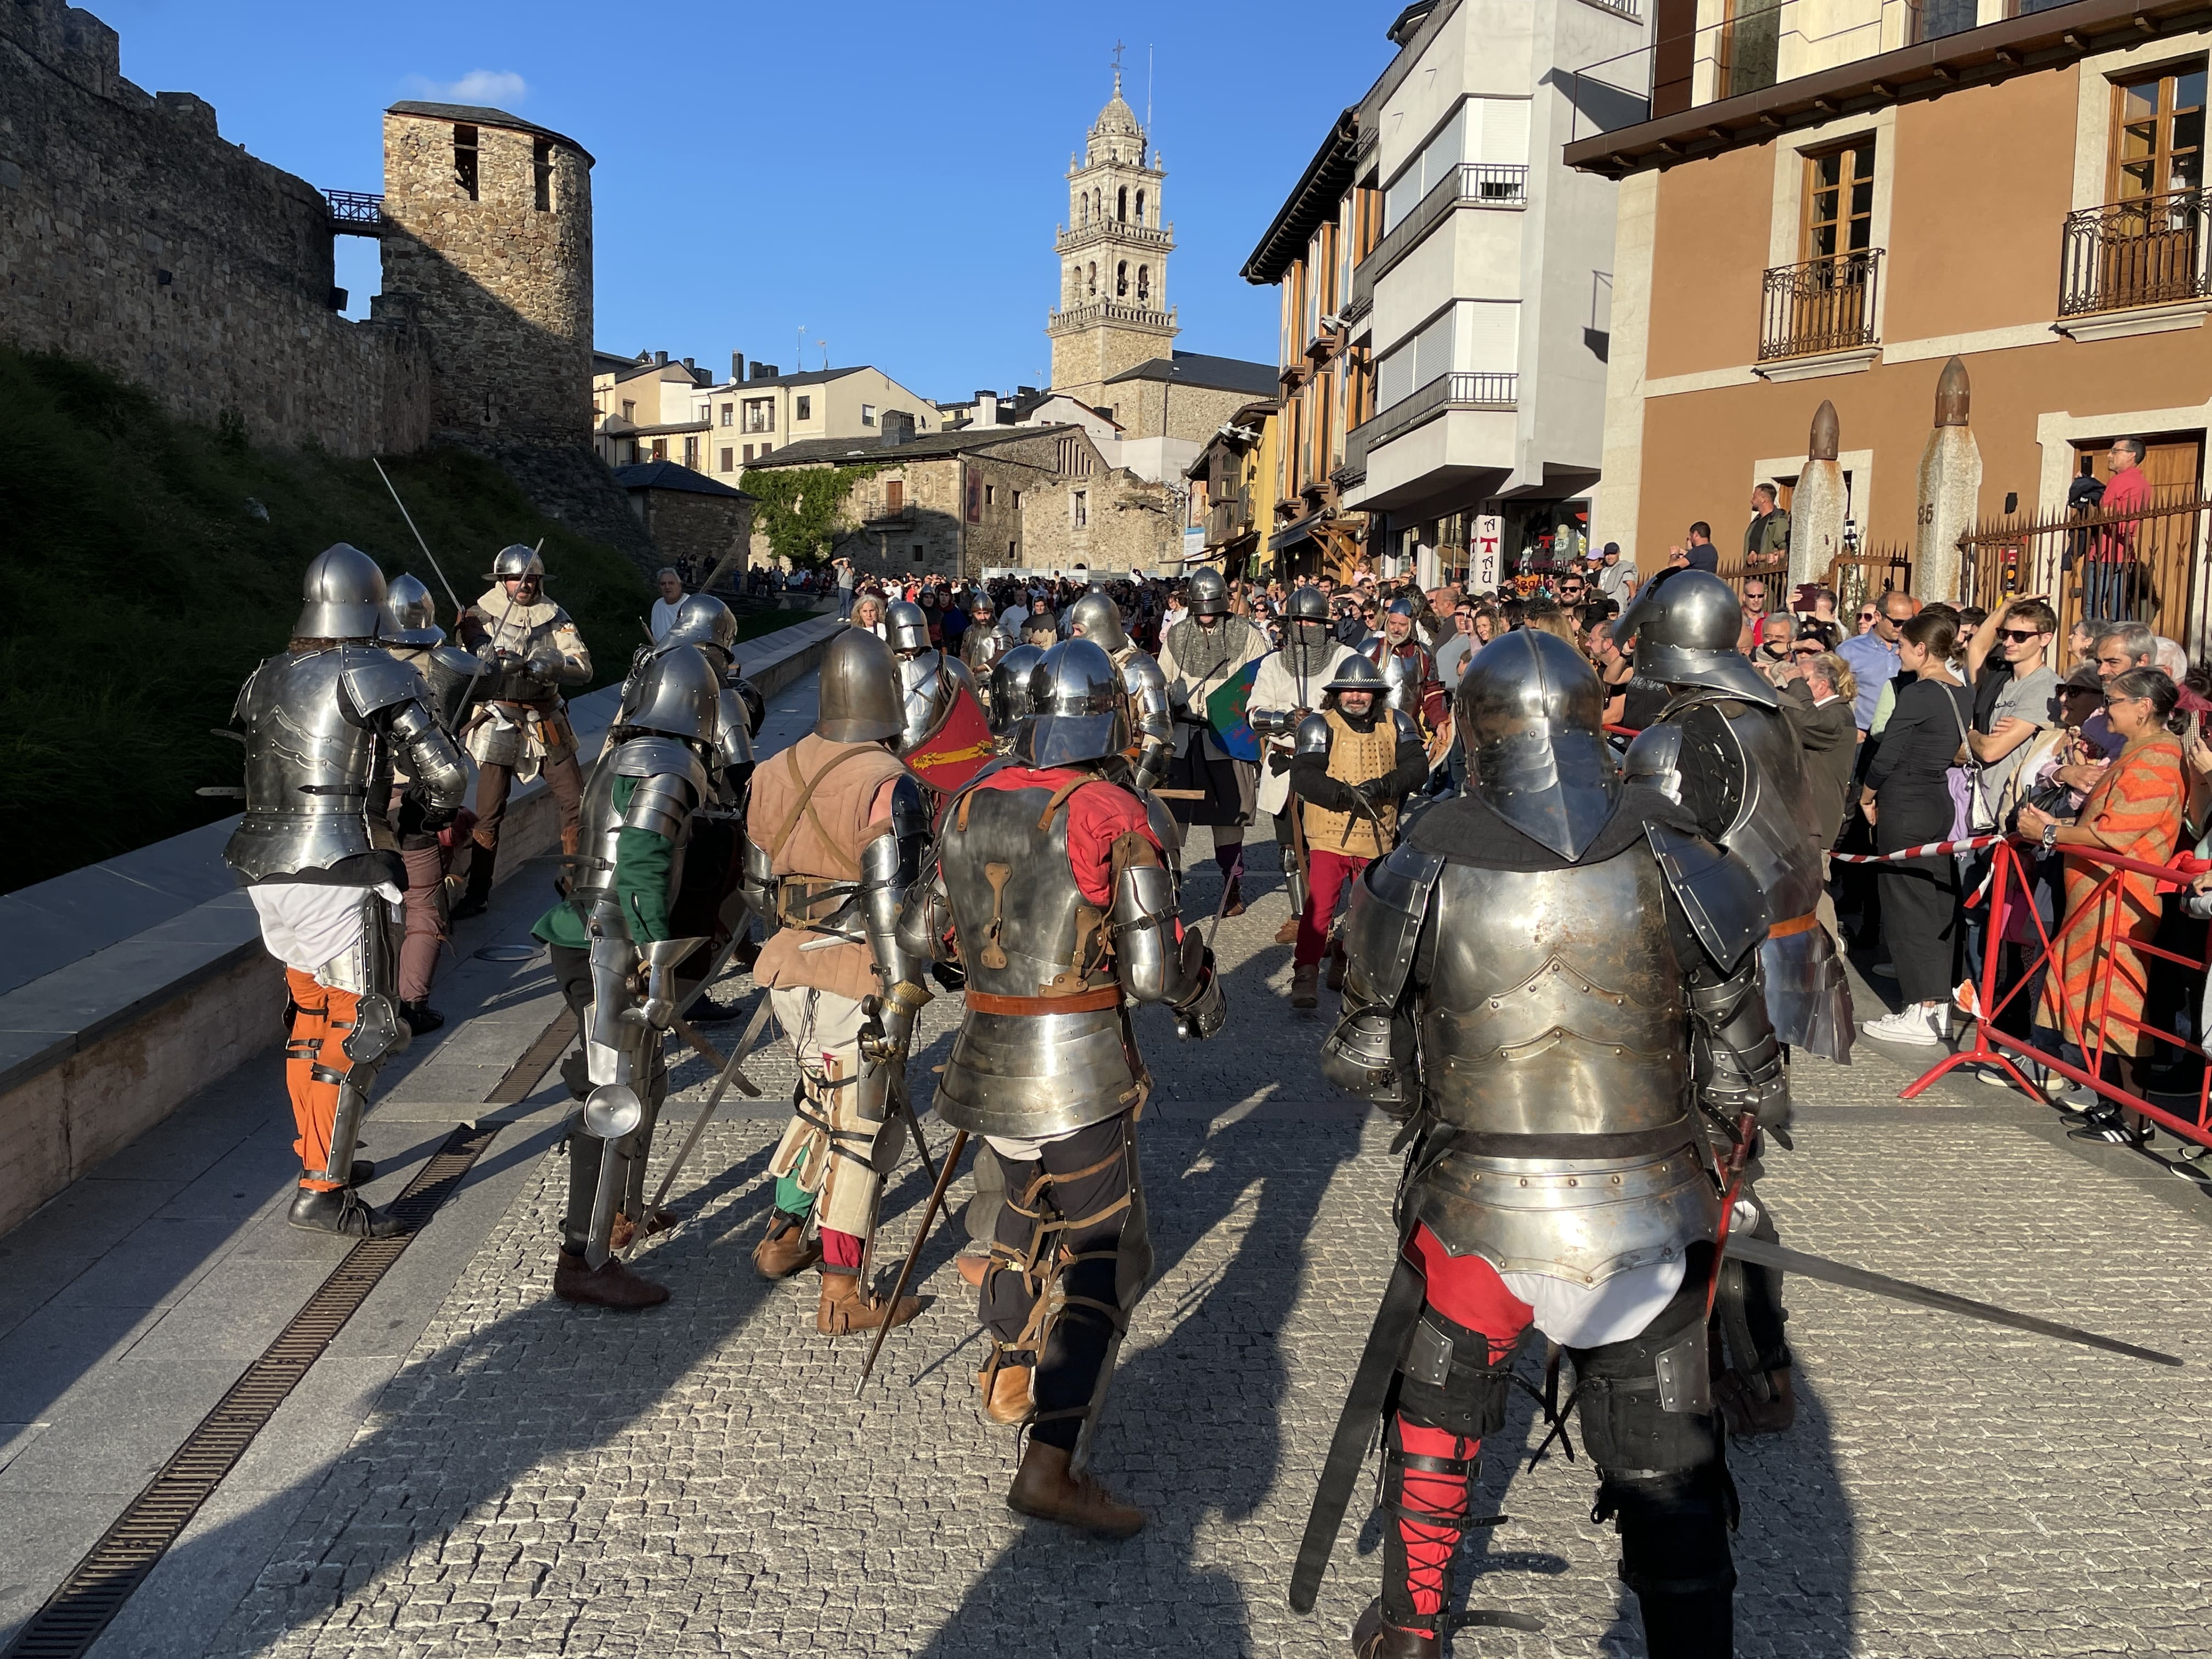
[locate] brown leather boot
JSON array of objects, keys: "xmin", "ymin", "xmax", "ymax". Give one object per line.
[
  {"xmin": 552, "ymin": 1249, "xmax": 670, "ymax": 1310},
  {"xmin": 1221, "ymin": 878, "xmax": 1246, "ymax": 917},
  {"xmin": 977, "ymin": 1361, "xmax": 1034, "ymax": 1427},
  {"xmin": 955, "ymin": 1252, "xmax": 990, "ymax": 1289},
  {"xmin": 609, "ymin": 1209, "xmax": 679, "ymax": 1253},
  {"xmin": 1006, "ymin": 1440, "xmax": 1145, "ymax": 1539},
  {"xmin": 1274, "ymin": 914, "xmax": 1301, "ymax": 945},
  {"xmin": 752, "ymin": 1214, "xmax": 822, "ymax": 1281},
  {"xmin": 1291, "ymin": 962, "xmax": 1320, "ymax": 1009},
  {"xmin": 816, "ymin": 1270, "xmax": 924, "ymax": 1334},
  {"xmin": 1352, "ymin": 1598, "xmax": 1440, "ymax": 1658}
]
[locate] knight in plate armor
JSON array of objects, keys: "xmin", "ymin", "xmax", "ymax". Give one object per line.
[
  {"xmin": 452, "ymin": 545, "xmax": 594, "ymax": 919},
  {"xmin": 1311, "ymin": 630, "xmax": 1788, "ymax": 1659},
  {"xmin": 224, "ymin": 545, "xmax": 469, "ymax": 1238},
  {"xmin": 741, "ymin": 628, "xmax": 935, "ymax": 1336},
  {"xmin": 961, "ymin": 594, "xmax": 1009, "ymax": 697},
  {"xmin": 987, "ymin": 642, "xmax": 1046, "ymax": 753},
  {"xmin": 528, "ymin": 645, "xmax": 724, "ymax": 1309},
  {"xmin": 1065, "ymin": 588, "xmax": 1173, "ymax": 795},
  {"xmin": 1158, "ymin": 567, "xmax": 1270, "ymax": 913},
  {"xmin": 886, "ymin": 600, "xmax": 980, "ymax": 759},
  {"xmin": 899, "ymin": 637, "xmax": 1225, "ymax": 1541},
  {"xmin": 1361, "ymin": 595, "xmax": 1448, "ymax": 751},
  {"xmin": 1249, "ymin": 585, "xmax": 1359, "ymax": 945}
]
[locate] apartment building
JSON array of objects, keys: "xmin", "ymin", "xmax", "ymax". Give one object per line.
[
  {"xmin": 591, "ymin": 349, "xmax": 710, "ymax": 468},
  {"xmin": 1569, "ymin": 0, "xmax": 2212, "ymax": 642},
  {"xmin": 1244, "ymin": 0, "xmax": 1643, "ymax": 589},
  {"xmin": 690, "ymin": 359, "xmax": 943, "ymax": 482}
]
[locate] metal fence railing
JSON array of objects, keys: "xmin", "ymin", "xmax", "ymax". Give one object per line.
[
  {"xmin": 1342, "ymin": 373, "xmax": 1519, "ymax": 474},
  {"xmin": 1759, "ymin": 248, "xmax": 1882, "ymax": 360},
  {"xmin": 1955, "ymin": 489, "xmax": 2212, "ymax": 654},
  {"xmin": 2058, "ymin": 188, "xmax": 2210, "ymax": 318}
]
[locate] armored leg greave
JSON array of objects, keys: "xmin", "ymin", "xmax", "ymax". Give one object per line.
[{"xmin": 1273, "ymin": 810, "xmax": 1307, "ymax": 915}]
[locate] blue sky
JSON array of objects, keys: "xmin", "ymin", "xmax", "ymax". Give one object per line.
[{"xmin": 103, "ymin": 1, "xmax": 1402, "ymax": 403}]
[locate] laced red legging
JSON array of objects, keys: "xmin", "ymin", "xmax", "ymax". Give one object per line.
[{"xmin": 1391, "ymin": 1226, "xmax": 1535, "ymax": 1625}]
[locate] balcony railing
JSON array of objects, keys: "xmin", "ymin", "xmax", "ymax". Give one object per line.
[
  {"xmin": 1758, "ymin": 248, "xmax": 1882, "ymax": 362},
  {"xmin": 1056, "ymin": 219, "xmax": 1175, "ymax": 255},
  {"xmin": 1352, "ymin": 163, "xmax": 1531, "ymax": 311},
  {"xmin": 1343, "ymin": 372, "xmax": 1518, "ymax": 474},
  {"xmin": 2058, "ymin": 188, "xmax": 2211, "ymax": 318},
  {"xmin": 324, "ymin": 189, "xmax": 385, "ymax": 235},
  {"xmin": 1047, "ymin": 300, "xmax": 1177, "ymax": 332}
]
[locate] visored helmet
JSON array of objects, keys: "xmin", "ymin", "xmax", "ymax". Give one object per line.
[
  {"xmin": 1017, "ymin": 638, "xmax": 1128, "ymax": 768},
  {"xmin": 487, "ymin": 544, "xmax": 545, "ymax": 583},
  {"xmin": 663, "ymin": 593, "xmax": 738, "ymax": 662},
  {"xmin": 886, "ymin": 601, "xmax": 931, "ymax": 653},
  {"xmin": 989, "ymin": 642, "xmax": 1046, "ymax": 736},
  {"xmin": 1457, "ymin": 629, "xmax": 1621, "ymax": 859},
  {"xmin": 295, "ymin": 543, "xmax": 387, "ymax": 640},
  {"xmin": 1066, "ymin": 589, "xmax": 1128, "ymax": 653},
  {"xmin": 1323, "ymin": 655, "xmax": 1389, "ymax": 696},
  {"xmin": 817, "ymin": 626, "xmax": 904, "ymax": 743},
  {"xmin": 377, "ymin": 573, "xmax": 443, "ymax": 647},
  {"xmin": 624, "ymin": 642, "xmax": 720, "ymax": 743},
  {"xmin": 1186, "ymin": 567, "xmax": 1230, "ymax": 618},
  {"xmin": 1613, "ymin": 569, "xmax": 1778, "ymax": 708}
]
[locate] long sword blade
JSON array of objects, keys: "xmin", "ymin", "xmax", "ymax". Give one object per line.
[
  {"xmin": 856, "ymin": 1129, "xmax": 969, "ymax": 1398},
  {"xmin": 1725, "ymin": 1234, "xmax": 2182, "ymax": 1368}
]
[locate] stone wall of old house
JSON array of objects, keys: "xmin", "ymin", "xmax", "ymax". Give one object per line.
[
  {"xmin": 0, "ymin": 0, "xmax": 431, "ymax": 454},
  {"xmin": 634, "ymin": 489, "xmax": 755, "ymax": 582},
  {"xmin": 381, "ymin": 110, "xmax": 593, "ymax": 444}
]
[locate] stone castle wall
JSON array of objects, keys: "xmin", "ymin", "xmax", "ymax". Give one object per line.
[{"xmin": 0, "ymin": 0, "xmax": 432, "ymax": 455}]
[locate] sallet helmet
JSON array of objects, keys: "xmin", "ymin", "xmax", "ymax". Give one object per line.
[
  {"xmin": 1613, "ymin": 569, "xmax": 1779, "ymax": 707},
  {"xmin": 1456, "ymin": 629, "xmax": 1621, "ymax": 859},
  {"xmin": 817, "ymin": 626, "xmax": 904, "ymax": 743},
  {"xmin": 377, "ymin": 573, "xmax": 443, "ymax": 647},
  {"xmin": 1186, "ymin": 567, "xmax": 1230, "ymax": 619},
  {"xmin": 295, "ymin": 543, "xmax": 388, "ymax": 641},
  {"xmin": 885, "ymin": 601, "xmax": 932, "ymax": 654},
  {"xmin": 1323, "ymin": 655, "xmax": 1389, "ymax": 697},
  {"xmin": 989, "ymin": 642, "xmax": 1046, "ymax": 736},
  {"xmin": 487, "ymin": 544, "xmax": 545, "ymax": 583},
  {"xmin": 623, "ymin": 642, "xmax": 721, "ymax": 743},
  {"xmin": 1066, "ymin": 589, "xmax": 1129, "ymax": 653},
  {"xmin": 1017, "ymin": 638, "xmax": 1128, "ymax": 768},
  {"xmin": 663, "ymin": 593, "xmax": 738, "ymax": 661}
]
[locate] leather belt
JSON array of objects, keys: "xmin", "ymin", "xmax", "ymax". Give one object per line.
[
  {"xmin": 1767, "ymin": 910, "xmax": 1825, "ymax": 939},
  {"xmin": 964, "ymin": 985, "xmax": 1124, "ymax": 1016}
]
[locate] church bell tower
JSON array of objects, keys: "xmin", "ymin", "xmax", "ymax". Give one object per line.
[{"xmin": 1047, "ymin": 60, "xmax": 1177, "ymax": 414}]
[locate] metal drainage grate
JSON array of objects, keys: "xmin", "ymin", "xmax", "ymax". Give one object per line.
[{"xmin": 4, "ymin": 1008, "xmax": 577, "ymax": 1659}]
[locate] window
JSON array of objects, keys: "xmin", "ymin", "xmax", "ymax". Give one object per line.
[
  {"xmin": 1802, "ymin": 138, "xmax": 1876, "ymax": 261},
  {"xmin": 1080, "ymin": 195, "xmax": 1090, "ymax": 228},
  {"xmin": 1116, "ymin": 261, "xmax": 1128, "ymax": 297},
  {"xmin": 719, "ymin": 403, "xmax": 733, "ymax": 427},
  {"xmin": 1137, "ymin": 264, "xmax": 1150, "ymax": 305},
  {"xmin": 720, "ymin": 447, "xmax": 734, "ymax": 472},
  {"xmin": 1382, "ymin": 101, "xmax": 1530, "ymax": 233},
  {"xmin": 532, "ymin": 139, "xmax": 552, "ymax": 211},
  {"xmin": 984, "ymin": 484, "xmax": 996, "ymax": 506},
  {"xmin": 1117, "ymin": 185, "xmax": 1127, "ymax": 222},
  {"xmin": 862, "ymin": 404, "xmax": 877, "ymax": 426},
  {"xmin": 743, "ymin": 443, "xmax": 754, "ymax": 462},
  {"xmin": 887, "ymin": 480, "xmax": 904, "ymax": 512},
  {"xmin": 683, "ymin": 436, "xmax": 698, "ymax": 469},
  {"xmin": 1913, "ymin": 0, "xmax": 1977, "ymax": 41},
  {"xmin": 453, "ymin": 124, "xmax": 479, "ymax": 201},
  {"xmin": 1012, "ymin": 489, "xmax": 1023, "ymax": 509},
  {"xmin": 1087, "ymin": 262, "xmax": 1098, "ymax": 298},
  {"xmin": 795, "ymin": 395, "xmax": 812, "ymax": 421},
  {"xmin": 1135, "ymin": 189, "xmax": 1146, "ymax": 225},
  {"xmin": 621, "ymin": 399, "xmax": 635, "ymax": 420},
  {"xmin": 1721, "ymin": 0, "xmax": 1783, "ymax": 99},
  {"xmin": 1009, "ymin": 540, "xmax": 1018, "ymax": 559},
  {"xmin": 2109, "ymin": 63, "xmax": 2207, "ymax": 200},
  {"xmin": 743, "ymin": 398, "xmax": 774, "ymax": 433},
  {"xmin": 651, "ymin": 439, "xmax": 667, "ymax": 461},
  {"xmin": 915, "ymin": 544, "xmax": 926, "ymax": 562},
  {"xmin": 1073, "ymin": 489, "xmax": 1088, "ymax": 528},
  {"xmin": 759, "ymin": 443, "xmax": 771, "ymax": 456}
]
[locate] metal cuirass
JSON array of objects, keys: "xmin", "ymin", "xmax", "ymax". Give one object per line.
[
  {"xmin": 1663, "ymin": 691, "xmax": 1853, "ymax": 1059},
  {"xmin": 1370, "ymin": 640, "xmax": 1430, "ymax": 715},
  {"xmin": 225, "ymin": 647, "xmax": 395, "ymax": 881},
  {"xmin": 568, "ymin": 736, "xmax": 708, "ymax": 930},
  {"xmin": 1402, "ymin": 851, "xmax": 1718, "ymax": 1286},
  {"xmin": 932, "ymin": 781, "xmax": 1138, "ymax": 1139},
  {"xmin": 895, "ymin": 650, "xmax": 972, "ymax": 753}
]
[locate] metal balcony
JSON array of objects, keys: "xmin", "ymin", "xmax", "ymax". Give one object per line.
[
  {"xmin": 324, "ymin": 190, "xmax": 385, "ymax": 236},
  {"xmin": 2057, "ymin": 188, "xmax": 2210, "ymax": 318},
  {"xmin": 1342, "ymin": 372, "xmax": 1519, "ymax": 474},
  {"xmin": 1351, "ymin": 164, "xmax": 1530, "ymax": 311},
  {"xmin": 1758, "ymin": 248, "xmax": 1882, "ymax": 362}
]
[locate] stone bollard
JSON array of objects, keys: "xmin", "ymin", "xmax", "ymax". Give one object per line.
[
  {"xmin": 1914, "ymin": 357, "xmax": 1982, "ymax": 607},
  {"xmin": 1790, "ymin": 399, "xmax": 1848, "ymax": 593}
]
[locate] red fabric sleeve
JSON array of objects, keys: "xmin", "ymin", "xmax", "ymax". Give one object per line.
[{"xmin": 968, "ymin": 766, "xmax": 1158, "ymax": 907}]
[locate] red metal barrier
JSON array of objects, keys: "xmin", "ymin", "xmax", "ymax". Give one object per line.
[{"xmin": 1901, "ymin": 836, "xmax": 2212, "ymax": 1146}]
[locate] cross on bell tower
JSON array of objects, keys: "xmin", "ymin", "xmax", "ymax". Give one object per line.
[{"xmin": 1047, "ymin": 63, "xmax": 1176, "ymax": 414}]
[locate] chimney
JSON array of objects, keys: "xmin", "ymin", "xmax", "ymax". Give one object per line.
[
  {"xmin": 682, "ymin": 356, "xmax": 695, "ymax": 370},
  {"xmin": 975, "ymin": 390, "xmax": 999, "ymax": 427},
  {"xmin": 654, "ymin": 349, "xmax": 668, "ymax": 365},
  {"xmin": 731, "ymin": 351, "xmax": 745, "ymax": 382},
  {"xmin": 881, "ymin": 410, "xmax": 918, "ymax": 447}
]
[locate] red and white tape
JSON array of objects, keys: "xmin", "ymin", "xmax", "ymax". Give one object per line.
[{"xmin": 1829, "ymin": 833, "xmax": 2004, "ymax": 865}]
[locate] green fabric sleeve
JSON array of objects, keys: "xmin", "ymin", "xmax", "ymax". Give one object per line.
[{"xmin": 610, "ymin": 776, "xmax": 674, "ymax": 942}]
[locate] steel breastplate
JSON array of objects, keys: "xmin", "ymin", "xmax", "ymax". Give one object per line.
[{"xmin": 225, "ymin": 648, "xmax": 380, "ymax": 880}]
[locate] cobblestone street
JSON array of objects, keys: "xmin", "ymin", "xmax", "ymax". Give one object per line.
[{"xmin": 127, "ymin": 826, "xmax": 2212, "ymax": 1658}]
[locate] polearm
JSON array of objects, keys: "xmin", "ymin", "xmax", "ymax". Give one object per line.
[{"xmin": 855, "ymin": 1128, "xmax": 970, "ymax": 1396}]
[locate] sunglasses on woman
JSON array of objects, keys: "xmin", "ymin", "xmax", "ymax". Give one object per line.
[{"xmin": 1791, "ymin": 644, "xmax": 1822, "ymax": 657}]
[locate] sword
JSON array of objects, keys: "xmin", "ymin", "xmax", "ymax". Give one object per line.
[
  {"xmin": 636, "ymin": 991, "xmax": 775, "ymax": 1236},
  {"xmin": 855, "ymin": 1128, "xmax": 970, "ymax": 1397},
  {"xmin": 1289, "ymin": 1243, "xmax": 1429, "ymax": 1615},
  {"xmin": 374, "ymin": 456, "xmax": 492, "ymax": 721},
  {"xmin": 1724, "ymin": 1233, "xmax": 2183, "ymax": 1368}
]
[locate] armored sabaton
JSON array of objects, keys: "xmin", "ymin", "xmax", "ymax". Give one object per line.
[
  {"xmin": 1324, "ymin": 825, "xmax": 1782, "ymax": 1291},
  {"xmin": 568, "ymin": 730, "xmax": 712, "ymax": 1266}
]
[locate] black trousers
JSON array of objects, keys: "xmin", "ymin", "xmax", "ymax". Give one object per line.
[{"xmin": 548, "ymin": 943, "xmax": 667, "ymax": 1254}]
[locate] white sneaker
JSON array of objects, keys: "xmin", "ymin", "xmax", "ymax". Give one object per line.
[{"xmin": 1864, "ymin": 1005, "xmax": 1943, "ymax": 1047}]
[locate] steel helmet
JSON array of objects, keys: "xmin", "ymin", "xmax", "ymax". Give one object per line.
[
  {"xmin": 377, "ymin": 573, "xmax": 443, "ymax": 647},
  {"xmin": 295, "ymin": 543, "xmax": 387, "ymax": 640},
  {"xmin": 1186, "ymin": 567, "xmax": 1230, "ymax": 619},
  {"xmin": 663, "ymin": 593, "xmax": 738, "ymax": 661},
  {"xmin": 1285, "ymin": 585, "xmax": 1330, "ymax": 625},
  {"xmin": 1456, "ymin": 629, "xmax": 1621, "ymax": 859},
  {"xmin": 1323, "ymin": 656, "xmax": 1389, "ymax": 696},
  {"xmin": 622, "ymin": 642, "xmax": 720, "ymax": 743},
  {"xmin": 885, "ymin": 601, "xmax": 932, "ymax": 654},
  {"xmin": 1066, "ymin": 589, "xmax": 1129, "ymax": 653},
  {"xmin": 1017, "ymin": 638, "xmax": 1128, "ymax": 768},
  {"xmin": 989, "ymin": 642, "xmax": 1046, "ymax": 736},
  {"xmin": 817, "ymin": 625, "xmax": 904, "ymax": 743},
  {"xmin": 487, "ymin": 544, "xmax": 545, "ymax": 583},
  {"xmin": 1613, "ymin": 569, "xmax": 1778, "ymax": 708}
]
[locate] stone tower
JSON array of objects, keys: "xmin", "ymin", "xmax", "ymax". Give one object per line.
[
  {"xmin": 379, "ymin": 102, "xmax": 595, "ymax": 444},
  {"xmin": 1047, "ymin": 68, "xmax": 1177, "ymax": 413}
]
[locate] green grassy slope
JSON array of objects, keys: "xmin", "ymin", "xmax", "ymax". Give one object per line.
[{"xmin": 0, "ymin": 348, "xmax": 654, "ymax": 891}]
